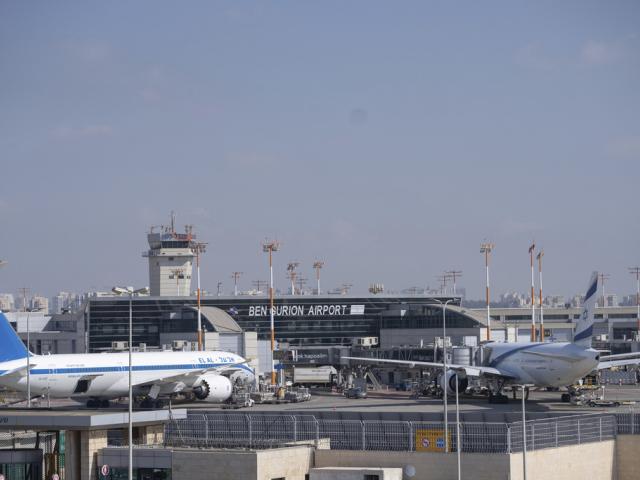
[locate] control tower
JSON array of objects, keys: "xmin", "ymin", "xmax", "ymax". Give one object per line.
[{"xmin": 143, "ymin": 213, "xmax": 203, "ymax": 296}]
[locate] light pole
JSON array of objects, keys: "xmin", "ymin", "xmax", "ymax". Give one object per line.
[
  {"xmin": 519, "ymin": 384, "xmax": 533, "ymax": 480},
  {"xmin": 629, "ymin": 267, "xmax": 640, "ymax": 337},
  {"xmin": 112, "ymin": 286, "xmax": 148, "ymax": 480},
  {"xmin": 537, "ymin": 250, "xmax": 544, "ymax": 342},
  {"xmin": 262, "ymin": 240, "xmax": 280, "ymax": 385},
  {"xmin": 455, "ymin": 370, "xmax": 461, "ymax": 480},
  {"xmin": 25, "ymin": 308, "xmax": 40, "ymax": 408},
  {"xmin": 528, "ymin": 243, "xmax": 536, "ymax": 342},
  {"xmin": 193, "ymin": 242, "xmax": 207, "ymax": 351},
  {"xmin": 433, "ymin": 298, "xmax": 454, "ymax": 453},
  {"xmin": 313, "ymin": 261, "xmax": 324, "ymax": 296},
  {"xmin": 480, "ymin": 242, "xmax": 494, "ymax": 341}
]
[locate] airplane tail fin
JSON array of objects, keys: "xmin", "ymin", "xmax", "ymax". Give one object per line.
[
  {"xmin": 0, "ymin": 312, "xmax": 29, "ymax": 362},
  {"xmin": 573, "ymin": 271, "xmax": 598, "ymax": 347}
]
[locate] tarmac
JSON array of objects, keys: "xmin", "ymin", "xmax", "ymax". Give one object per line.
[{"xmin": 4, "ymin": 385, "xmax": 639, "ymax": 422}]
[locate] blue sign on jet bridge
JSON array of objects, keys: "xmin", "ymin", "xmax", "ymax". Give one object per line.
[{"xmin": 436, "ymin": 438, "xmax": 445, "ymax": 449}]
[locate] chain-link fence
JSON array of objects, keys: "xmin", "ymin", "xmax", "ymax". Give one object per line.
[
  {"xmin": 164, "ymin": 412, "xmax": 619, "ymax": 453},
  {"xmin": 615, "ymin": 410, "xmax": 640, "ymax": 434}
]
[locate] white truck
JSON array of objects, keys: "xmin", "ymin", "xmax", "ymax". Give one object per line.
[{"xmin": 292, "ymin": 366, "xmax": 337, "ymax": 385}]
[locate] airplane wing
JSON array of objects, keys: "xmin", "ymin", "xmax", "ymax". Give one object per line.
[
  {"xmin": 597, "ymin": 358, "xmax": 640, "ymax": 370},
  {"xmin": 132, "ymin": 361, "xmax": 249, "ymax": 387},
  {"xmin": 341, "ymin": 356, "xmax": 515, "ymax": 379},
  {"xmin": 599, "ymin": 352, "xmax": 640, "ymax": 361}
]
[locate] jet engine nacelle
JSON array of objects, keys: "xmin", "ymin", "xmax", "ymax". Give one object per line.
[
  {"xmin": 193, "ymin": 374, "xmax": 233, "ymax": 403},
  {"xmin": 439, "ymin": 369, "xmax": 468, "ymax": 396}
]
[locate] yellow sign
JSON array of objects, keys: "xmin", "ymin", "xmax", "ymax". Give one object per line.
[{"xmin": 415, "ymin": 428, "xmax": 450, "ymax": 452}]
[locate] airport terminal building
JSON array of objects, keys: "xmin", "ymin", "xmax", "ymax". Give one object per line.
[{"xmin": 85, "ymin": 294, "xmax": 469, "ymax": 352}]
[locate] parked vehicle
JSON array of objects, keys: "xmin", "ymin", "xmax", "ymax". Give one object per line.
[{"xmin": 344, "ymin": 387, "xmax": 367, "ymax": 399}]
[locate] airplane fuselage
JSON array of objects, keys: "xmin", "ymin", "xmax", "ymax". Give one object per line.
[
  {"xmin": 483, "ymin": 341, "xmax": 600, "ymax": 387},
  {"xmin": 0, "ymin": 350, "xmax": 250, "ymax": 399}
]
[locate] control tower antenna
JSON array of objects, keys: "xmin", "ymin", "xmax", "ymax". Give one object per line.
[
  {"xmin": 313, "ymin": 261, "xmax": 324, "ymax": 296},
  {"xmin": 262, "ymin": 239, "xmax": 281, "ymax": 386},
  {"xmin": 192, "ymin": 241, "xmax": 207, "ymax": 351},
  {"xmin": 445, "ymin": 270, "xmax": 463, "ymax": 295},
  {"xmin": 231, "ymin": 272, "xmax": 243, "ymax": 296},
  {"xmin": 629, "ymin": 267, "xmax": 640, "ymax": 337},
  {"xmin": 598, "ymin": 273, "xmax": 611, "ymax": 308},
  {"xmin": 287, "ymin": 262, "xmax": 299, "ymax": 295},
  {"xmin": 480, "ymin": 241, "xmax": 495, "ymax": 341}
]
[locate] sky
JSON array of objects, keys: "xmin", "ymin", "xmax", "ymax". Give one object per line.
[{"xmin": 1, "ymin": 1, "xmax": 639, "ymax": 300}]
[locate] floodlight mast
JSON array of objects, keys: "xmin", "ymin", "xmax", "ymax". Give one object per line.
[
  {"xmin": 599, "ymin": 273, "xmax": 611, "ymax": 308},
  {"xmin": 192, "ymin": 242, "xmax": 207, "ymax": 351},
  {"xmin": 313, "ymin": 261, "xmax": 324, "ymax": 295},
  {"xmin": 446, "ymin": 270, "xmax": 463, "ymax": 295},
  {"xmin": 287, "ymin": 262, "xmax": 300, "ymax": 295},
  {"xmin": 537, "ymin": 250, "xmax": 544, "ymax": 342},
  {"xmin": 263, "ymin": 239, "xmax": 280, "ymax": 385},
  {"xmin": 529, "ymin": 243, "xmax": 536, "ymax": 342},
  {"xmin": 480, "ymin": 242, "xmax": 494, "ymax": 341},
  {"xmin": 231, "ymin": 271, "xmax": 243, "ymax": 296},
  {"xmin": 629, "ymin": 267, "xmax": 640, "ymax": 337}
]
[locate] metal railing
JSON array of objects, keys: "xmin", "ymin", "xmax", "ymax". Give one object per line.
[
  {"xmin": 164, "ymin": 412, "xmax": 619, "ymax": 453},
  {"xmin": 615, "ymin": 410, "xmax": 640, "ymax": 434}
]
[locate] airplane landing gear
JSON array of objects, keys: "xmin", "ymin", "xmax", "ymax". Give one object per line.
[
  {"xmin": 512, "ymin": 387, "xmax": 530, "ymax": 400},
  {"xmin": 140, "ymin": 397, "xmax": 166, "ymax": 409},
  {"xmin": 488, "ymin": 392, "xmax": 509, "ymax": 404}
]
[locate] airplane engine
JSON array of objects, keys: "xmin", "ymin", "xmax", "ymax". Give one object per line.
[
  {"xmin": 193, "ymin": 374, "xmax": 233, "ymax": 403},
  {"xmin": 439, "ymin": 370, "xmax": 468, "ymax": 396}
]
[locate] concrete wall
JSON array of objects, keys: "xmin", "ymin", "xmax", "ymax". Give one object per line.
[
  {"xmin": 509, "ymin": 440, "xmax": 615, "ymax": 480},
  {"xmin": 615, "ymin": 435, "xmax": 640, "ymax": 480},
  {"xmin": 315, "ymin": 449, "xmax": 511, "ymax": 480},
  {"xmin": 311, "ymin": 467, "xmax": 402, "ymax": 480},
  {"xmin": 317, "ymin": 440, "xmax": 617, "ymax": 480},
  {"xmin": 172, "ymin": 445, "xmax": 313, "ymax": 480}
]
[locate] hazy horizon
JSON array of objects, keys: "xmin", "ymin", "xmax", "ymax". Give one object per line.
[{"xmin": 1, "ymin": 1, "xmax": 639, "ymax": 300}]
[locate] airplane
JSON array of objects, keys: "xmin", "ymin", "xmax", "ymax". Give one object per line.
[
  {"xmin": 344, "ymin": 272, "xmax": 639, "ymax": 403},
  {"xmin": 0, "ymin": 312, "xmax": 254, "ymax": 408}
]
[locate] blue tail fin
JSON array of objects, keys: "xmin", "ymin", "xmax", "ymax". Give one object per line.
[
  {"xmin": 0, "ymin": 312, "xmax": 29, "ymax": 362},
  {"xmin": 573, "ymin": 271, "xmax": 598, "ymax": 347}
]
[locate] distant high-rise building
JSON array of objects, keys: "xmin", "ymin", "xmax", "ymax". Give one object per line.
[
  {"xmin": 0, "ymin": 293, "xmax": 14, "ymax": 312},
  {"xmin": 51, "ymin": 291, "xmax": 82, "ymax": 314},
  {"xmin": 544, "ymin": 295, "xmax": 565, "ymax": 308},
  {"xmin": 30, "ymin": 295, "xmax": 49, "ymax": 314}
]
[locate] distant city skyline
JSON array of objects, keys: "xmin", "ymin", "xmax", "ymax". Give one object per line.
[{"xmin": 1, "ymin": 2, "xmax": 638, "ymax": 299}]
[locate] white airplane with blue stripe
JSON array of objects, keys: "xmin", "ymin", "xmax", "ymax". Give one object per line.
[
  {"xmin": 346, "ymin": 272, "xmax": 640, "ymax": 402},
  {"xmin": 0, "ymin": 313, "xmax": 254, "ymax": 407}
]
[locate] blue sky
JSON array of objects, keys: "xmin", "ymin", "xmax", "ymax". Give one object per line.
[{"xmin": 1, "ymin": 1, "xmax": 639, "ymax": 299}]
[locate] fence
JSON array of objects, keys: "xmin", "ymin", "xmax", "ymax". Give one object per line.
[
  {"xmin": 164, "ymin": 412, "xmax": 618, "ymax": 453},
  {"xmin": 615, "ymin": 410, "xmax": 640, "ymax": 434}
]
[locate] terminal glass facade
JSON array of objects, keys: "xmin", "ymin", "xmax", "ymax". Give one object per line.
[{"xmin": 87, "ymin": 295, "xmax": 460, "ymax": 352}]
